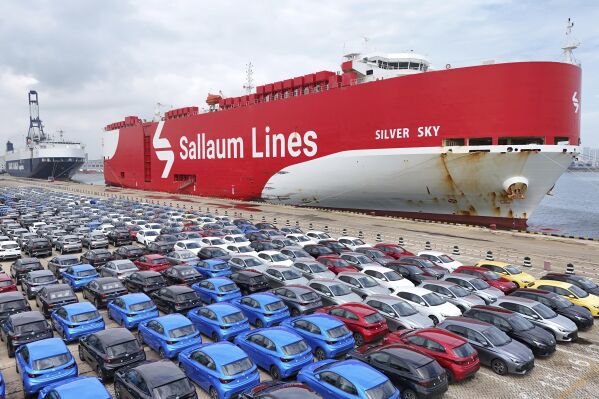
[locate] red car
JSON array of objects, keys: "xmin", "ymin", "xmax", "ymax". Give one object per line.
[
  {"xmin": 127, "ymin": 225, "xmax": 141, "ymax": 240},
  {"xmin": 316, "ymin": 256, "xmax": 359, "ymax": 274},
  {"xmin": 0, "ymin": 274, "xmax": 17, "ymax": 293},
  {"xmin": 315, "ymin": 303, "xmax": 388, "ymax": 346},
  {"xmin": 134, "ymin": 254, "xmax": 171, "ymax": 273},
  {"xmin": 374, "ymin": 243, "xmax": 415, "ymax": 259},
  {"xmin": 454, "ymin": 266, "xmax": 517, "ymax": 294},
  {"xmin": 384, "ymin": 328, "xmax": 480, "ymax": 382}
]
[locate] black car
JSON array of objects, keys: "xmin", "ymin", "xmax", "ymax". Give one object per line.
[
  {"xmin": 113, "ymin": 245, "xmax": 146, "ymax": 261},
  {"xmin": 318, "ymin": 239, "xmax": 351, "ymax": 254},
  {"xmin": 35, "ymin": 284, "xmax": 78, "ymax": 317},
  {"xmin": 230, "ymin": 271, "xmax": 270, "ymax": 295},
  {"xmin": 397, "ymin": 257, "xmax": 447, "ymax": 279},
  {"xmin": 386, "ymin": 263, "xmax": 432, "ymax": 285},
  {"xmin": 348, "ymin": 343, "xmax": 448, "ymax": 399},
  {"xmin": 10, "ymin": 257, "xmax": 44, "ymax": 283},
  {"xmin": 271, "ymin": 285, "xmax": 323, "ymax": 316},
  {"xmin": 47, "ymin": 254, "xmax": 81, "ymax": 278},
  {"xmin": 82, "ymin": 277, "xmax": 128, "ymax": 308},
  {"xmin": 162, "ymin": 265, "xmax": 203, "ymax": 286},
  {"xmin": 254, "ymin": 222, "xmax": 278, "ymax": 231},
  {"xmin": 113, "ymin": 360, "xmax": 197, "ymax": 399},
  {"xmin": 20, "ymin": 270, "xmax": 58, "ymax": 299},
  {"xmin": 465, "ymin": 305, "xmax": 557, "ymax": 357},
  {"xmin": 510, "ymin": 288, "xmax": 594, "ymax": 330},
  {"xmin": 23, "ymin": 237, "xmax": 53, "ymax": 257},
  {"xmin": 250, "ymin": 240, "xmax": 278, "ymax": 252},
  {"xmin": 151, "ymin": 285, "xmax": 202, "ymax": 314},
  {"xmin": 145, "ymin": 240, "xmax": 175, "ymax": 255},
  {"xmin": 246, "ymin": 232, "xmax": 269, "ymax": 242},
  {"xmin": 0, "ymin": 310, "xmax": 53, "ymax": 356},
  {"xmin": 78, "ymin": 328, "xmax": 146, "ymax": 381},
  {"xmin": 542, "ymin": 273, "xmax": 599, "ymax": 296},
  {"xmin": 240, "ymin": 382, "xmax": 323, "ymax": 399},
  {"xmin": 197, "ymin": 246, "xmax": 231, "ymax": 261},
  {"xmin": 303, "ymin": 244, "xmax": 335, "ymax": 258},
  {"xmin": 124, "ymin": 271, "xmax": 167, "ymax": 294},
  {"xmin": 355, "ymin": 247, "xmax": 395, "ymax": 265},
  {"xmin": 154, "ymin": 234, "xmax": 179, "ymax": 244},
  {"xmin": 81, "ymin": 248, "xmax": 114, "ymax": 268},
  {"xmin": 0, "ymin": 292, "xmax": 31, "ymax": 322},
  {"xmin": 108, "ymin": 229, "xmax": 133, "ymax": 246}
]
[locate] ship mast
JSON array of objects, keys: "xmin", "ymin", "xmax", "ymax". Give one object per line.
[
  {"xmin": 27, "ymin": 90, "xmax": 46, "ymax": 144},
  {"xmin": 243, "ymin": 62, "xmax": 255, "ymax": 94},
  {"xmin": 562, "ymin": 18, "xmax": 580, "ymax": 65}
]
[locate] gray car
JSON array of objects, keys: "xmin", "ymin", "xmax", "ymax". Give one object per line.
[
  {"xmin": 335, "ymin": 272, "xmax": 389, "ymax": 298},
  {"xmin": 253, "ymin": 265, "xmax": 310, "ymax": 288},
  {"xmin": 308, "ymin": 278, "xmax": 363, "ymax": 306},
  {"xmin": 355, "ymin": 247, "xmax": 395, "ymax": 266},
  {"xmin": 100, "ymin": 259, "xmax": 139, "ymax": 280},
  {"xmin": 494, "ymin": 296, "xmax": 578, "ymax": 342},
  {"xmin": 47, "ymin": 255, "xmax": 81, "ymax": 278},
  {"xmin": 228, "ymin": 255, "xmax": 266, "ymax": 271},
  {"xmin": 362, "ymin": 294, "xmax": 434, "ymax": 331},
  {"xmin": 21, "ymin": 270, "xmax": 58, "ymax": 299},
  {"xmin": 443, "ymin": 273, "xmax": 504, "ymax": 304},
  {"xmin": 291, "ymin": 260, "xmax": 335, "ymax": 280},
  {"xmin": 339, "ymin": 252, "xmax": 381, "ymax": 271},
  {"xmin": 280, "ymin": 246, "xmax": 312, "ymax": 261},
  {"xmin": 271, "ymin": 285, "xmax": 323, "ymax": 316},
  {"xmin": 82, "ymin": 232, "xmax": 109, "ymax": 249},
  {"xmin": 55, "ymin": 235, "xmax": 82, "ymax": 254},
  {"xmin": 421, "ymin": 280, "xmax": 485, "ymax": 312},
  {"xmin": 165, "ymin": 250, "xmax": 200, "ymax": 266},
  {"xmin": 437, "ymin": 316, "xmax": 535, "ymax": 375}
]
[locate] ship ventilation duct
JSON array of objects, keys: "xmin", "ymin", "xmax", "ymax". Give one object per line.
[{"xmin": 503, "ymin": 176, "xmax": 529, "ymax": 199}]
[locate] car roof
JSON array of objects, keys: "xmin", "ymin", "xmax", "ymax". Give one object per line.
[
  {"xmin": 260, "ymin": 250, "xmax": 284, "ymax": 255},
  {"xmin": 397, "ymin": 286, "xmax": 430, "ymax": 295},
  {"xmin": 54, "ymin": 255, "xmax": 79, "ymax": 260},
  {"xmin": 208, "ymin": 277, "xmax": 235, "ymax": 287},
  {"xmin": 135, "ymin": 270, "xmax": 162, "ymax": 277},
  {"xmin": 198, "ymin": 342, "xmax": 247, "ymax": 364},
  {"xmin": 44, "ymin": 283, "xmax": 72, "ymax": 292},
  {"xmin": 249, "ymin": 292, "xmax": 281, "ymax": 305},
  {"xmin": 28, "ymin": 269, "xmax": 54, "ymax": 277},
  {"xmin": 514, "ymin": 288, "xmax": 553, "ymax": 296},
  {"xmin": 497, "ymin": 296, "xmax": 537, "ymax": 306},
  {"xmin": 380, "ymin": 344, "xmax": 433, "ymax": 367},
  {"xmin": 284, "ymin": 285, "xmax": 314, "ymax": 294},
  {"xmin": 0, "ymin": 292, "xmax": 25, "ymax": 302},
  {"xmin": 297, "ymin": 314, "xmax": 345, "ymax": 329},
  {"xmin": 71, "ymin": 264, "xmax": 96, "ymax": 271},
  {"xmin": 96, "ymin": 277, "xmax": 120, "ymax": 285},
  {"xmin": 234, "ymin": 270, "xmax": 262, "ymax": 278},
  {"xmin": 254, "ymin": 326, "xmax": 302, "ymax": 346},
  {"xmin": 326, "ymin": 359, "xmax": 388, "ymax": 389},
  {"xmin": 27, "ymin": 337, "xmax": 69, "ymax": 359},
  {"xmin": 135, "ymin": 360, "xmax": 185, "ymax": 388},
  {"xmin": 470, "ymin": 305, "xmax": 515, "ymax": 316},
  {"xmin": 418, "ymin": 250, "xmax": 445, "ymax": 256},
  {"xmin": 365, "ymin": 294, "xmax": 404, "ymax": 305},
  {"xmin": 95, "ymin": 328, "xmax": 136, "ymax": 345},
  {"xmin": 205, "ymin": 302, "xmax": 241, "ymax": 315},
  {"xmin": 156, "ymin": 313, "xmax": 192, "ymax": 329},
  {"xmin": 62, "ymin": 302, "xmax": 97, "ymax": 315},
  {"xmin": 309, "ymin": 278, "xmax": 340, "ymax": 286},
  {"xmin": 442, "ymin": 316, "xmax": 493, "ymax": 331},
  {"xmin": 338, "ymin": 303, "xmax": 377, "ymax": 316},
  {"xmin": 121, "ymin": 293, "xmax": 152, "ymax": 304},
  {"xmin": 51, "ymin": 376, "xmax": 108, "ymax": 397},
  {"xmin": 10, "ymin": 310, "xmax": 45, "ymax": 324},
  {"xmin": 414, "ymin": 328, "xmax": 467, "ymax": 347},
  {"xmin": 423, "ymin": 280, "xmax": 457, "ymax": 288},
  {"xmin": 534, "ymin": 280, "xmax": 573, "ymax": 289},
  {"xmin": 360, "ymin": 265, "xmax": 394, "ymax": 273}
]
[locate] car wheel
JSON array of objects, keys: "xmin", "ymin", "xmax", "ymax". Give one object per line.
[
  {"xmin": 429, "ymin": 315, "xmax": 439, "ymax": 325},
  {"xmin": 159, "ymin": 347, "xmax": 166, "ymax": 358},
  {"xmin": 270, "ymin": 365, "xmax": 281, "ymax": 381},
  {"xmin": 107, "ymin": 310, "xmax": 113, "ymax": 320},
  {"xmin": 290, "ymin": 308, "xmax": 300, "ymax": 317},
  {"xmin": 94, "ymin": 297, "xmax": 101, "ymax": 308},
  {"xmin": 255, "ymin": 319, "xmax": 264, "ymax": 328},
  {"xmin": 353, "ymin": 332, "xmax": 364, "ymax": 347},
  {"xmin": 209, "ymin": 387, "xmax": 219, "ymax": 399},
  {"xmin": 402, "ymin": 389, "xmax": 418, "ymax": 399},
  {"xmin": 446, "ymin": 369, "xmax": 455, "ymax": 383},
  {"xmin": 137, "ymin": 332, "xmax": 145, "ymax": 345},
  {"xmin": 96, "ymin": 365, "xmax": 106, "ymax": 382},
  {"xmin": 78, "ymin": 347, "xmax": 85, "ymax": 361},
  {"xmin": 211, "ymin": 332, "xmax": 219, "ymax": 342},
  {"xmin": 315, "ymin": 347, "xmax": 326, "ymax": 361},
  {"xmin": 491, "ymin": 358, "xmax": 508, "ymax": 375},
  {"xmin": 7, "ymin": 342, "xmax": 14, "ymax": 357}
]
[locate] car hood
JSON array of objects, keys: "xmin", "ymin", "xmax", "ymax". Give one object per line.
[
  {"xmin": 335, "ymin": 292, "xmax": 363, "ymax": 304},
  {"xmin": 478, "ymin": 287, "xmax": 504, "ymax": 298},
  {"xmin": 402, "ymin": 313, "xmax": 435, "ymax": 328},
  {"xmin": 498, "ymin": 339, "xmax": 535, "ymax": 363},
  {"xmin": 560, "ymin": 304, "xmax": 593, "ymax": 319},
  {"xmin": 513, "ymin": 325, "xmax": 555, "ymax": 346},
  {"xmin": 461, "ymin": 295, "xmax": 486, "ymax": 306},
  {"xmin": 543, "ymin": 314, "xmax": 578, "ymax": 332},
  {"xmin": 435, "ymin": 302, "xmax": 461, "ymax": 317},
  {"xmin": 364, "ymin": 285, "xmax": 391, "ymax": 296}
]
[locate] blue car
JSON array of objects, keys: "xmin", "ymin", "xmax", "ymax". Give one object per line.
[
  {"xmin": 194, "ymin": 259, "xmax": 232, "ymax": 278},
  {"xmin": 178, "ymin": 342, "xmax": 260, "ymax": 399},
  {"xmin": 298, "ymin": 359, "xmax": 400, "ymax": 399},
  {"xmin": 187, "ymin": 303, "xmax": 250, "ymax": 342},
  {"xmin": 281, "ymin": 314, "xmax": 355, "ymax": 360},
  {"xmin": 232, "ymin": 293, "xmax": 290, "ymax": 328},
  {"xmin": 192, "ymin": 277, "xmax": 241, "ymax": 304},
  {"xmin": 107, "ymin": 293, "xmax": 159, "ymax": 329},
  {"xmin": 16, "ymin": 337, "xmax": 78, "ymax": 397},
  {"xmin": 36, "ymin": 376, "xmax": 111, "ymax": 399},
  {"xmin": 138, "ymin": 314, "xmax": 201, "ymax": 359},
  {"xmin": 50, "ymin": 302, "xmax": 105, "ymax": 343},
  {"xmin": 234, "ymin": 327, "xmax": 313, "ymax": 380},
  {"xmin": 0, "ymin": 371, "xmax": 4, "ymax": 399},
  {"xmin": 61, "ymin": 264, "xmax": 99, "ymax": 290}
]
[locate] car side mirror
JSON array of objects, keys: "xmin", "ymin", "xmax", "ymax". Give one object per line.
[
  {"xmin": 325, "ymin": 292, "xmax": 333, "ymax": 297},
  {"xmin": 568, "ymin": 294, "xmax": 576, "ymax": 299}
]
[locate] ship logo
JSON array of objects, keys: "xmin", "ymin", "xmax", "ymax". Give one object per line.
[
  {"xmin": 572, "ymin": 91, "xmax": 579, "ymax": 113},
  {"xmin": 152, "ymin": 120, "xmax": 174, "ymax": 178}
]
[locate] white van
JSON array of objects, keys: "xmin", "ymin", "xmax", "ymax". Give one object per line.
[{"xmin": 0, "ymin": 241, "xmax": 21, "ymax": 260}]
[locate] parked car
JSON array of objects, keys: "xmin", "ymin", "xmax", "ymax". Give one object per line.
[
  {"xmin": 232, "ymin": 292, "xmax": 291, "ymax": 328},
  {"xmin": 187, "ymin": 302, "xmax": 250, "ymax": 342},
  {"xmin": 453, "ymin": 266, "xmax": 517, "ymax": 294},
  {"xmin": 280, "ymin": 246, "xmax": 312, "ymax": 260},
  {"xmin": 145, "ymin": 240, "xmax": 175, "ymax": 255},
  {"xmin": 357, "ymin": 266, "xmax": 414, "ymax": 294},
  {"xmin": 107, "ymin": 229, "xmax": 133, "ymax": 246},
  {"xmin": 318, "ymin": 239, "xmax": 352, "ymax": 255},
  {"xmin": 363, "ymin": 295, "xmax": 434, "ymax": 331},
  {"xmin": 55, "ymin": 235, "xmax": 82, "ymax": 254},
  {"xmin": 257, "ymin": 250, "xmax": 293, "ymax": 267},
  {"xmin": 165, "ymin": 249, "xmax": 200, "ymax": 266},
  {"xmin": 475, "ymin": 261, "xmax": 536, "ymax": 288},
  {"xmin": 395, "ymin": 287, "xmax": 462, "ymax": 325},
  {"xmin": 230, "ymin": 270, "xmax": 270, "ymax": 295},
  {"xmin": 36, "ymin": 284, "xmax": 78, "ymax": 317},
  {"xmin": 124, "ymin": 270, "xmax": 167, "ymax": 294},
  {"xmin": 255, "ymin": 265, "xmax": 309, "ymax": 289},
  {"xmin": 151, "ymin": 285, "xmax": 202, "ymax": 314},
  {"xmin": 21, "ymin": 270, "xmax": 57, "ymax": 299},
  {"xmin": 134, "ymin": 254, "xmax": 171, "ymax": 273},
  {"xmin": 395, "ymin": 256, "xmax": 447, "ymax": 279},
  {"xmin": 334, "ymin": 271, "xmax": 389, "ymax": 299},
  {"xmin": 99, "ymin": 259, "xmax": 139, "ymax": 280},
  {"xmin": 291, "ymin": 260, "xmax": 336, "ymax": 280},
  {"xmin": 316, "ymin": 303, "xmax": 388, "ymax": 346},
  {"xmin": 61, "ymin": 264, "xmax": 99, "ymax": 290},
  {"xmin": 271, "ymin": 285, "xmax": 323, "ymax": 316},
  {"xmin": 338, "ymin": 252, "xmax": 381, "ymax": 271},
  {"xmin": 316, "ymin": 256, "xmax": 359, "ymax": 274},
  {"xmin": 386, "ymin": 263, "xmax": 430, "ymax": 286},
  {"xmin": 10, "ymin": 257, "xmax": 44, "ymax": 283},
  {"xmin": 194, "ymin": 258, "xmax": 232, "ymax": 278},
  {"xmin": 113, "ymin": 360, "xmax": 197, "ymax": 399},
  {"xmin": 239, "ymin": 382, "xmax": 322, "ymax": 399},
  {"xmin": 192, "ymin": 277, "xmax": 242, "ymax": 305},
  {"xmin": 530, "ymin": 279, "xmax": 599, "ymax": 317},
  {"xmin": 112, "ymin": 245, "xmax": 145, "ymax": 261},
  {"xmin": 138, "ymin": 313, "xmax": 200, "ymax": 359},
  {"xmin": 355, "ymin": 247, "xmax": 395, "ymax": 265},
  {"xmin": 81, "ymin": 277, "xmax": 127, "ymax": 309},
  {"xmin": 136, "ymin": 229, "xmax": 160, "ymax": 246},
  {"xmin": 198, "ymin": 246, "xmax": 231, "ymax": 261},
  {"xmin": 417, "ymin": 250, "xmax": 463, "ymax": 272},
  {"xmin": 36, "ymin": 376, "xmax": 112, "ymax": 399},
  {"xmin": 421, "ymin": 280, "xmax": 485, "ymax": 312},
  {"xmin": 80, "ymin": 249, "xmax": 113, "ymax": 269},
  {"xmin": 1, "ymin": 310, "xmax": 53, "ymax": 357},
  {"xmin": 308, "ymin": 278, "xmax": 363, "ymax": 306},
  {"xmin": 47, "ymin": 255, "xmax": 82, "ymax": 278},
  {"xmin": 0, "ymin": 273, "xmax": 17, "ymax": 293},
  {"xmin": 442, "ymin": 273, "xmax": 504, "ymax": 305},
  {"xmin": 541, "ymin": 273, "xmax": 599, "ymax": 296},
  {"xmin": 50, "ymin": 302, "xmax": 104, "ymax": 343},
  {"xmin": 374, "ymin": 243, "xmax": 415, "ymax": 259},
  {"xmin": 0, "ymin": 291, "xmax": 31, "ymax": 322},
  {"xmin": 163, "ymin": 264, "xmax": 204, "ymax": 286},
  {"xmin": 82, "ymin": 232, "xmax": 109, "ymax": 249},
  {"xmin": 23, "ymin": 237, "xmax": 53, "ymax": 257},
  {"xmin": 107, "ymin": 293, "xmax": 159, "ymax": 329},
  {"xmin": 0, "ymin": 240, "xmax": 21, "ymax": 260}
]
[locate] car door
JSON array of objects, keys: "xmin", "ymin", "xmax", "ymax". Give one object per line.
[
  {"xmin": 189, "ymin": 350, "xmax": 211, "ymax": 389},
  {"xmin": 465, "ymin": 327, "xmax": 493, "ymax": 363},
  {"xmin": 245, "ymin": 333, "xmax": 265, "ymax": 364},
  {"xmin": 370, "ymin": 351, "xmax": 406, "ymax": 386},
  {"xmin": 144, "ymin": 320, "xmax": 163, "ymax": 350},
  {"xmin": 266, "ymin": 269, "xmax": 284, "ymax": 287},
  {"xmin": 112, "ymin": 298, "xmax": 125, "ymax": 323}
]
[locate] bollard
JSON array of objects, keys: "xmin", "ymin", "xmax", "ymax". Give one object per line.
[
  {"xmin": 566, "ymin": 263, "xmax": 575, "ymax": 275},
  {"xmin": 224, "ymin": 210, "xmax": 228, "ymax": 216},
  {"xmin": 295, "ymin": 220, "xmax": 300, "ymax": 228},
  {"xmin": 452, "ymin": 245, "xmax": 460, "ymax": 256},
  {"xmin": 376, "ymin": 233, "xmax": 382, "ymax": 243},
  {"xmin": 309, "ymin": 223, "xmax": 314, "ymax": 230},
  {"xmin": 286, "ymin": 220, "xmax": 290, "ymax": 227},
  {"xmin": 250, "ymin": 214, "xmax": 254, "ymax": 221},
  {"xmin": 215, "ymin": 209, "xmax": 219, "ymax": 214},
  {"xmin": 342, "ymin": 228, "xmax": 347, "ymax": 236},
  {"xmin": 358, "ymin": 230, "xmax": 364, "ymax": 239},
  {"xmin": 523, "ymin": 256, "xmax": 532, "ymax": 267},
  {"xmin": 425, "ymin": 241, "xmax": 432, "ymax": 250},
  {"xmin": 273, "ymin": 217, "xmax": 277, "ymax": 225},
  {"xmin": 324, "ymin": 225, "xmax": 329, "ymax": 233},
  {"xmin": 485, "ymin": 251, "xmax": 494, "ymax": 261},
  {"xmin": 398, "ymin": 237, "xmax": 404, "ymax": 246},
  {"xmin": 262, "ymin": 216, "xmax": 266, "ymax": 222}
]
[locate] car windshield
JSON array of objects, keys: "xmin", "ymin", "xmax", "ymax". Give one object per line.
[
  {"xmin": 249, "ymin": 276, "xmax": 267, "ymax": 285},
  {"xmin": 150, "ymin": 258, "xmax": 167, "ymax": 265},
  {"xmin": 107, "ymin": 339, "xmax": 141, "ymax": 357},
  {"xmin": 552, "ymin": 295, "xmax": 573, "ymax": 309},
  {"xmin": 152, "ymin": 378, "xmax": 193, "ymax": 399},
  {"xmin": 186, "ymin": 242, "xmax": 201, "ymax": 249},
  {"xmin": 569, "ymin": 285, "xmax": 589, "ymax": 298},
  {"xmin": 210, "ymin": 239, "xmax": 226, "ymax": 245},
  {"xmin": 453, "ymin": 343, "xmax": 477, "ymax": 358},
  {"xmin": 270, "ymin": 253, "xmax": 288, "ymax": 262},
  {"xmin": 282, "ymin": 270, "xmax": 302, "ymax": 280},
  {"xmin": 241, "ymin": 258, "xmax": 262, "ymax": 267},
  {"xmin": 448, "ymin": 285, "xmax": 470, "ymax": 298},
  {"xmin": 178, "ymin": 252, "xmax": 196, "ymax": 260},
  {"xmin": 101, "ymin": 282, "xmax": 122, "ymax": 291},
  {"xmin": 504, "ymin": 265, "xmax": 521, "ymax": 275},
  {"xmin": 300, "ymin": 291, "xmax": 319, "ymax": 302},
  {"xmin": 14, "ymin": 321, "xmax": 47, "ymax": 334},
  {"xmin": 392, "ymin": 301, "xmax": 418, "ymax": 316},
  {"xmin": 325, "ymin": 324, "xmax": 350, "ymax": 338},
  {"xmin": 384, "ymin": 271, "xmax": 402, "ymax": 281},
  {"xmin": 365, "ymin": 380, "xmax": 396, "ymax": 399},
  {"xmin": 32, "ymin": 275, "xmax": 56, "ymax": 284},
  {"xmin": 352, "ymin": 239, "xmax": 366, "ymax": 245},
  {"xmin": 0, "ymin": 300, "xmax": 26, "ymax": 311},
  {"xmin": 483, "ymin": 271, "xmax": 501, "ymax": 281},
  {"xmin": 364, "ymin": 312, "xmax": 385, "ymax": 324},
  {"xmin": 168, "ymin": 324, "xmax": 196, "ymax": 338},
  {"xmin": 330, "ymin": 284, "xmax": 352, "ymax": 296},
  {"xmin": 483, "ymin": 328, "xmax": 511, "ymax": 346},
  {"xmin": 222, "ymin": 312, "xmax": 245, "ymax": 324},
  {"xmin": 130, "ymin": 301, "xmax": 155, "ymax": 312},
  {"xmin": 406, "ymin": 265, "xmax": 423, "ymax": 275},
  {"xmin": 49, "ymin": 290, "xmax": 75, "ymax": 300},
  {"xmin": 533, "ymin": 304, "xmax": 558, "ymax": 319},
  {"xmin": 574, "ymin": 277, "xmax": 597, "ymax": 290},
  {"xmin": 282, "ymin": 340, "xmax": 309, "ymax": 355},
  {"xmin": 509, "ymin": 315, "xmax": 535, "ymax": 331},
  {"xmin": 2, "ymin": 243, "xmax": 18, "ymax": 249},
  {"xmin": 471, "ymin": 279, "xmax": 490, "ymax": 290},
  {"xmin": 146, "ymin": 276, "xmax": 165, "ymax": 284},
  {"xmin": 176, "ymin": 292, "xmax": 200, "ymax": 301},
  {"xmin": 118, "ymin": 263, "xmax": 137, "ymax": 271},
  {"xmin": 354, "ymin": 255, "xmax": 371, "ymax": 264},
  {"xmin": 71, "ymin": 310, "xmax": 100, "ymax": 323},
  {"xmin": 423, "ymin": 293, "xmax": 446, "ymax": 306},
  {"xmin": 219, "ymin": 284, "xmax": 238, "ymax": 293},
  {"xmin": 145, "ymin": 231, "xmax": 158, "ymax": 236},
  {"xmin": 264, "ymin": 301, "xmax": 286, "ymax": 312},
  {"xmin": 178, "ymin": 268, "xmax": 198, "ymax": 277},
  {"xmin": 237, "ymin": 246, "xmax": 254, "ymax": 253},
  {"xmin": 32, "ymin": 353, "xmax": 70, "ymax": 371},
  {"xmin": 76, "ymin": 270, "xmax": 97, "ymax": 277},
  {"xmin": 357, "ymin": 276, "xmax": 379, "ymax": 288},
  {"xmin": 232, "ymin": 237, "xmax": 246, "ymax": 242},
  {"xmin": 222, "ymin": 357, "xmax": 253, "ymax": 376}
]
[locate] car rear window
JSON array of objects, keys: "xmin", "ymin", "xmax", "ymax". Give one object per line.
[
  {"xmin": 106, "ymin": 339, "xmax": 140, "ymax": 357},
  {"xmin": 32, "ymin": 275, "xmax": 56, "ymax": 284},
  {"xmin": 76, "ymin": 270, "xmax": 97, "ymax": 278},
  {"xmin": 211, "ymin": 262, "xmax": 229, "ymax": 271},
  {"xmin": 49, "ymin": 290, "xmax": 75, "ymax": 300},
  {"xmin": 222, "ymin": 357, "xmax": 253, "ymax": 376},
  {"xmin": 71, "ymin": 310, "xmax": 100, "ymax": 323},
  {"xmin": 300, "ymin": 291, "xmax": 319, "ymax": 302},
  {"xmin": 219, "ymin": 284, "xmax": 238, "ymax": 293},
  {"xmin": 364, "ymin": 312, "xmax": 385, "ymax": 324},
  {"xmin": 146, "ymin": 276, "xmax": 165, "ymax": 284},
  {"xmin": 101, "ymin": 282, "xmax": 122, "ymax": 291},
  {"xmin": 32, "ymin": 353, "xmax": 70, "ymax": 371},
  {"xmin": 327, "ymin": 325, "xmax": 350, "ymax": 338},
  {"xmin": 282, "ymin": 340, "xmax": 309, "ymax": 355},
  {"xmin": 152, "ymin": 378, "xmax": 193, "ymax": 399},
  {"xmin": 168, "ymin": 324, "xmax": 196, "ymax": 338},
  {"xmin": 129, "ymin": 301, "xmax": 155, "ymax": 312},
  {"xmin": 414, "ymin": 360, "xmax": 445, "ymax": 380},
  {"xmin": 452, "ymin": 343, "xmax": 476, "ymax": 358},
  {"xmin": 0, "ymin": 280, "xmax": 13, "ymax": 288},
  {"xmin": 365, "ymin": 380, "xmax": 396, "ymax": 399},
  {"xmin": 264, "ymin": 301, "xmax": 286, "ymax": 312},
  {"xmin": 151, "ymin": 259, "xmax": 168, "ymax": 265},
  {"xmin": 0, "ymin": 299, "xmax": 26, "ymax": 311},
  {"xmin": 14, "ymin": 321, "xmax": 48, "ymax": 334},
  {"xmin": 176, "ymin": 292, "xmax": 199, "ymax": 301},
  {"xmin": 222, "ymin": 312, "xmax": 245, "ymax": 324},
  {"xmin": 249, "ymin": 276, "xmax": 267, "ymax": 285}
]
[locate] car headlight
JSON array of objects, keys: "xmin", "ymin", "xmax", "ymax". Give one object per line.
[
  {"xmin": 532, "ymin": 340, "xmax": 546, "ymax": 347},
  {"xmin": 593, "ymin": 305, "xmax": 599, "ymax": 309},
  {"xmin": 557, "ymin": 327, "xmax": 568, "ymax": 333}
]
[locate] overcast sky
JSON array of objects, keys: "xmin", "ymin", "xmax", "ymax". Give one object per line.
[{"xmin": 0, "ymin": 0, "xmax": 597, "ymax": 159}]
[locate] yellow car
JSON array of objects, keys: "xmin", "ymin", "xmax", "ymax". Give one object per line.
[
  {"xmin": 531, "ymin": 280, "xmax": 599, "ymax": 317},
  {"xmin": 475, "ymin": 260, "xmax": 536, "ymax": 288}
]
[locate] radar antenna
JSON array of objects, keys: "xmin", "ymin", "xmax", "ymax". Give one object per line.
[
  {"xmin": 243, "ymin": 62, "xmax": 255, "ymax": 94},
  {"xmin": 562, "ymin": 18, "xmax": 580, "ymax": 65},
  {"xmin": 27, "ymin": 90, "xmax": 45, "ymax": 144}
]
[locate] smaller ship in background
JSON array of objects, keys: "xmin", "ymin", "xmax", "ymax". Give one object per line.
[{"xmin": 4, "ymin": 90, "xmax": 86, "ymax": 180}]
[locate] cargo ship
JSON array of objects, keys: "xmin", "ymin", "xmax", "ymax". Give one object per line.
[
  {"xmin": 103, "ymin": 24, "xmax": 581, "ymax": 228},
  {"xmin": 5, "ymin": 91, "xmax": 86, "ymax": 180}
]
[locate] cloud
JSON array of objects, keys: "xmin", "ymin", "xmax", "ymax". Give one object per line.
[{"xmin": 0, "ymin": 0, "xmax": 597, "ymax": 158}]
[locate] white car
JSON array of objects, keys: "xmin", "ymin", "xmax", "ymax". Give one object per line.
[
  {"xmin": 229, "ymin": 255, "xmax": 266, "ymax": 271},
  {"xmin": 224, "ymin": 234, "xmax": 251, "ymax": 247},
  {"xmin": 136, "ymin": 229, "xmax": 160, "ymax": 246},
  {"xmin": 285, "ymin": 234, "xmax": 316, "ymax": 247},
  {"xmin": 141, "ymin": 223, "xmax": 162, "ymax": 231},
  {"xmin": 173, "ymin": 240, "xmax": 203, "ymax": 255},
  {"xmin": 361, "ymin": 265, "xmax": 414, "ymax": 293},
  {"xmin": 306, "ymin": 230, "xmax": 332, "ymax": 241},
  {"xmin": 337, "ymin": 236, "xmax": 370, "ymax": 251},
  {"xmin": 395, "ymin": 286, "xmax": 462, "ymax": 324},
  {"xmin": 98, "ymin": 223, "xmax": 115, "ymax": 236},
  {"xmin": 199, "ymin": 237, "xmax": 229, "ymax": 250},
  {"xmin": 0, "ymin": 240, "xmax": 21, "ymax": 260},
  {"xmin": 257, "ymin": 250, "xmax": 293, "ymax": 267},
  {"xmin": 28, "ymin": 222, "xmax": 47, "ymax": 234},
  {"xmin": 417, "ymin": 251, "xmax": 463, "ymax": 272},
  {"xmin": 225, "ymin": 244, "xmax": 259, "ymax": 258}
]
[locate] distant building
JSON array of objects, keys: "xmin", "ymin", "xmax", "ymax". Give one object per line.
[{"xmin": 571, "ymin": 147, "xmax": 599, "ymax": 169}]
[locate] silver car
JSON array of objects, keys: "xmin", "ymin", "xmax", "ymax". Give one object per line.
[
  {"xmin": 280, "ymin": 246, "xmax": 312, "ymax": 261},
  {"xmin": 495, "ymin": 296, "xmax": 578, "ymax": 342},
  {"xmin": 335, "ymin": 272, "xmax": 389, "ymax": 298},
  {"xmin": 254, "ymin": 265, "xmax": 309, "ymax": 289},
  {"xmin": 55, "ymin": 235, "xmax": 82, "ymax": 254},
  {"xmin": 291, "ymin": 260, "xmax": 335, "ymax": 280},
  {"xmin": 308, "ymin": 278, "xmax": 363, "ymax": 306},
  {"xmin": 100, "ymin": 259, "xmax": 139, "ymax": 280},
  {"xmin": 82, "ymin": 232, "xmax": 109, "ymax": 249},
  {"xmin": 165, "ymin": 250, "xmax": 200, "ymax": 266},
  {"xmin": 443, "ymin": 273, "xmax": 504, "ymax": 304},
  {"xmin": 339, "ymin": 252, "xmax": 380, "ymax": 271},
  {"xmin": 228, "ymin": 255, "xmax": 266, "ymax": 271},
  {"xmin": 363, "ymin": 294, "xmax": 433, "ymax": 331},
  {"xmin": 420, "ymin": 280, "xmax": 485, "ymax": 312}
]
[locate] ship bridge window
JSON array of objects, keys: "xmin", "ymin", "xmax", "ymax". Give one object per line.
[
  {"xmin": 469, "ymin": 137, "xmax": 492, "ymax": 146},
  {"xmin": 498, "ymin": 137, "xmax": 544, "ymax": 145},
  {"xmin": 443, "ymin": 138, "xmax": 465, "ymax": 147},
  {"xmin": 366, "ymin": 70, "xmax": 374, "ymax": 75},
  {"xmin": 554, "ymin": 137, "xmax": 569, "ymax": 145}
]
